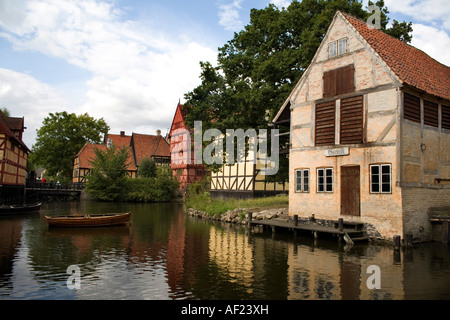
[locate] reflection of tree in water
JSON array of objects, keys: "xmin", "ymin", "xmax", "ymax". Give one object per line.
[
  {"xmin": 292, "ymin": 270, "xmax": 310, "ymax": 299},
  {"xmin": 315, "ymin": 277, "xmax": 335, "ymax": 299}
]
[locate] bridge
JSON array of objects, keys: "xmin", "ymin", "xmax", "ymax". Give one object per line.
[{"xmin": 26, "ymin": 182, "xmax": 84, "ymax": 201}]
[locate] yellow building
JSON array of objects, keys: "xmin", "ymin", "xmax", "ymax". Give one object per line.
[
  {"xmin": 0, "ymin": 111, "xmax": 30, "ymax": 203},
  {"xmin": 272, "ymin": 11, "xmax": 450, "ymax": 242}
]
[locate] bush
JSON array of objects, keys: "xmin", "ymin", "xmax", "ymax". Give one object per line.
[
  {"xmin": 124, "ymin": 167, "xmax": 179, "ymax": 202},
  {"xmin": 185, "ymin": 179, "xmax": 288, "ymax": 216}
]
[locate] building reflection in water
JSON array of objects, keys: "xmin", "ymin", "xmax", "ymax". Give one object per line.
[{"xmin": 0, "ymin": 201, "xmax": 449, "ymax": 300}]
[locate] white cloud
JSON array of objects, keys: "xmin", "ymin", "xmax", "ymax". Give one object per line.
[
  {"xmin": 384, "ymin": 0, "xmax": 450, "ymax": 31},
  {"xmin": 0, "ymin": 0, "xmax": 218, "ymax": 142},
  {"xmin": 270, "ymin": 0, "xmax": 291, "ymax": 9},
  {"xmin": 218, "ymin": 0, "xmax": 244, "ymax": 31},
  {"xmin": 0, "ymin": 68, "xmax": 67, "ymax": 148},
  {"xmin": 411, "ymin": 24, "xmax": 450, "ymax": 65}
]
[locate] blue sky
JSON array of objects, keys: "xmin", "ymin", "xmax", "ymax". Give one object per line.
[{"xmin": 0, "ymin": 0, "xmax": 449, "ymax": 148}]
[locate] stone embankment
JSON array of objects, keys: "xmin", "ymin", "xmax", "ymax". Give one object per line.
[{"xmin": 186, "ymin": 207, "xmax": 289, "ymax": 224}]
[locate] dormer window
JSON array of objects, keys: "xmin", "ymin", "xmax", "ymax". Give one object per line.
[{"xmin": 329, "ymin": 38, "xmax": 347, "ymax": 58}]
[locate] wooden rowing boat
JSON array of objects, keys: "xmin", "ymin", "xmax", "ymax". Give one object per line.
[
  {"xmin": 45, "ymin": 212, "xmax": 131, "ymax": 228},
  {"xmin": 0, "ymin": 203, "xmax": 41, "ymax": 215}
]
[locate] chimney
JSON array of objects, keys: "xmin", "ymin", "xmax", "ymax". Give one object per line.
[
  {"xmin": 120, "ymin": 131, "xmax": 125, "ymax": 137},
  {"xmin": 156, "ymin": 129, "xmax": 161, "ymax": 136}
]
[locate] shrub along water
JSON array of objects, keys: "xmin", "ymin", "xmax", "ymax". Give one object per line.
[
  {"xmin": 85, "ymin": 145, "xmax": 179, "ymax": 202},
  {"xmin": 185, "ymin": 180, "xmax": 288, "ymax": 216}
]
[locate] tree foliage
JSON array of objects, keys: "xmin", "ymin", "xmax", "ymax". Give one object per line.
[
  {"xmin": 30, "ymin": 112, "xmax": 109, "ymax": 177},
  {"xmin": 85, "ymin": 145, "xmax": 130, "ymax": 201},
  {"xmin": 184, "ymin": 0, "xmax": 413, "ymax": 183},
  {"xmin": 138, "ymin": 157, "xmax": 157, "ymax": 178}
]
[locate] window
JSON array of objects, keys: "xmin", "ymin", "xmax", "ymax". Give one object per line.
[
  {"xmin": 329, "ymin": 42, "xmax": 337, "ymax": 58},
  {"xmin": 423, "ymin": 100, "xmax": 438, "ymax": 127},
  {"xmin": 370, "ymin": 164, "xmax": 391, "ymax": 193},
  {"xmin": 315, "ymin": 101, "xmax": 336, "ymax": 146},
  {"xmin": 317, "ymin": 168, "xmax": 333, "ymax": 192},
  {"xmin": 329, "ymin": 38, "xmax": 347, "ymax": 58},
  {"xmin": 403, "ymin": 92, "xmax": 420, "ymax": 123},
  {"xmin": 323, "ymin": 64, "xmax": 355, "ymax": 98},
  {"xmin": 443, "ymin": 105, "xmax": 450, "ymax": 130},
  {"xmin": 340, "ymin": 95, "xmax": 364, "ymax": 144},
  {"xmin": 295, "ymin": 169, "xmax": 309, "ymax": 193},
  {"xmin": 338, "ymin": 38, "xmax": 347, "ymax": 55}
]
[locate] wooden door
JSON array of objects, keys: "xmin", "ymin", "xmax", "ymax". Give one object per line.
[{"xmin": 341, "ymin": 166, "xmax": 360, "ymax": 216}]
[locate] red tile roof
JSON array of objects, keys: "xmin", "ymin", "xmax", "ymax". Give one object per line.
[
  {"xmin": 340, "ymin": 11, "xmax": 450, "ymax": 101},
  {"xmin": 104, "ymin": 133, "xmax": 132, "ymax": 149},
  {"xmin": 132, "ymin": 133, "xmax": 170, "ymax": 166},
  {"xmin": 76, "ymin": 143, "xmax": 137, "ymax": 171}
]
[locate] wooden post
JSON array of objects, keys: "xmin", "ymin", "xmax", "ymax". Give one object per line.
[
  {"xmin": 294, "ymin": 215, "xmax": 298, "ymax": 227},
  {"xmin": 405, "ymin": 234, "xmax": 413, "ymax": 248},
  {"xmin": 338, "ymin": 218, "xmax": 344, "ymax": 231},
  {"xmin": 393, "ymin": 235, "xmax": 401, "ymax": 249},
  {"xmin": 443, "ymin": 222, "xmax": 449, "ymax": 243},
  {"xmin": 247, "ymin": 211, "xmax": 252, "ymax": 227}
]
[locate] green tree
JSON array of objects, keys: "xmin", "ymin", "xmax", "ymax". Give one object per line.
[
  {"xmin": 184, "ymin": 0, "xmax": 412, "ymax": 183},
  {"xmin": 85, "ymin": 145, "xmax": 130, "ymax": 201},
  {"xmin": 1, "ymin": 107, "xmax": 10, "ymax": 117},
  {"xmin": 30, "ymin": 112, "xmax": 109, "ymax": 177},
  {"xmin": 138, "ymin": 157, "xmax": 157, "ymax": 178}
]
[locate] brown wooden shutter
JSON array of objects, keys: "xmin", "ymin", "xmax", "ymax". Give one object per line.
[
  {"xmin": 323, "ymin": 65, "xmax": 354, "ymax": 98},
  {"xmin": 403, "ymin": 92, "xmax": 420, "ymax": 123},
  {"xmin": 342, "ymin": 64, "xmax": 355, "ymax": 95},
  {"xmin": 442, "ymin": 105, "xmax": 450, "ymax": 130},
  {"xmin": 340, "ymin": 95, "xmax": 364, "ymax": 144},
  {"xmin": 423, "ymin": 100, "xmax": 438, "ymax": 127},
  {"xmin": 323, "ymin": 70, "xmax": 337, "ymax": 97},
  {"xmin": 315, "ymin": 101, "xmax": 336, "ymax": 146}
]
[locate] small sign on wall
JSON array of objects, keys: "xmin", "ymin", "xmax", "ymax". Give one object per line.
[{"xmin": 325, "ymin": 147, "xmax": 349, "ymax": 157}]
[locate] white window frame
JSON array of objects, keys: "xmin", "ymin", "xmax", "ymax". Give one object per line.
[
  {"xmin": 317, "ymin": 168, "xmax": 333, "ymax": 193},
  {"xmin": 329, "ymin": 38, "xmax": 347, "ymax": 58},
  {"xmin": 329, "ymin": 41, "xmax": 337, "ymax": 58},
  {"xmin": 370, "ymin": 164, "xmax": 392, "ymax": 194},
  {"xmin": 295, "ymin": 169, "xmax": 310, "ymax": 193},
  {"xmin": 338, "ymin": 38, "xmax": 347, "ymax": 55}
]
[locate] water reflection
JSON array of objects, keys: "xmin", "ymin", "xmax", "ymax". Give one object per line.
[{"xmin": 0, "ymin": 200, "xmax": 448, "ymax": 300}]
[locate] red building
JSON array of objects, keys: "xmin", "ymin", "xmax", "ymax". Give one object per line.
[{"xmin": 169, "ymin": 103, "xmax": 207, "ymax": 192}]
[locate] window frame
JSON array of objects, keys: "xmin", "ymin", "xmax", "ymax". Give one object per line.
[
  {"xmin": 329, "ymin": 41, "xmax": 337, "ymax": 58},
  {"xmin": 328, "ymin": 38, "xmax": 347, "ymax": 58},
  {"xmin": 317, "ymin": 167, "xmax": 333, "ymax": 193},
  {"xmin": 295, "ymin": 168, "xmax": 310, "ymax": 193},
  {"xmin": 338, "ymin": 38, "xmax": 347, "ymax": 55},
  {"xmin": 370, "ymin": 164, "xmax": 392, "ymax": 194}
]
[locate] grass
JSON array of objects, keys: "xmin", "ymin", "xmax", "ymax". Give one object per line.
[{"xmin": 186, "ymin": 191, "xmax": 289, "ymax": 217}]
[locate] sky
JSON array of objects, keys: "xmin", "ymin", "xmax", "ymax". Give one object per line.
[{"xmin": 0, "ymin": 0, "xmax": 449, "ymax": 148}]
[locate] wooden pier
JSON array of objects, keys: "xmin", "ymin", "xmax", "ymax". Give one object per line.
[{"xmin": 248, "ymin": 213, "xmax": 369, "ymax": 245}]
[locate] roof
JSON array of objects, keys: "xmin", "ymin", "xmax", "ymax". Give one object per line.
[
  {"xmin": 104, "ymin": 132, "xmax": 132, "ymax": 149},
  {"xmin": 340, "ymin": 11, "xmax": 450, "ymax": 101},
  {"xmin": 75, "ymin": 143, "xmax": 137, "ymax": 171},
  {"xmin": 273, "ymin": 11, "xmax": 450, "ymax": 124},
  {"xmin": 0, "ymin": 111, "xmax": 30, "ymax": 152},
  {"xmin": 131, "ymin": 133, "xmax": 170, "ymax": 166}
]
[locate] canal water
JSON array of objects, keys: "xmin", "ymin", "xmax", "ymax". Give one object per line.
[{"xmin": 0, "ymin": 200, "xmax": 449, "ymax": 300}]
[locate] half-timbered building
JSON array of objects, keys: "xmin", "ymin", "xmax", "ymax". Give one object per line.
[
  {"xmin": 169, "ymin": 103, "xmax": 208, "ymax": 191},
  {"xmin": 73, "ymin": 132, "xmax": 137, "ymax": 183},
  {"xmin": 272, "ymin": 11, "xmax": 450, "ymax": 241},
  {"xmin": 209, "ymin": 153, "xmax": 288, "ymax": 198},
  {"xmin": 0, "ymin": 111, "xmax": 30, "ymax": 203}
]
